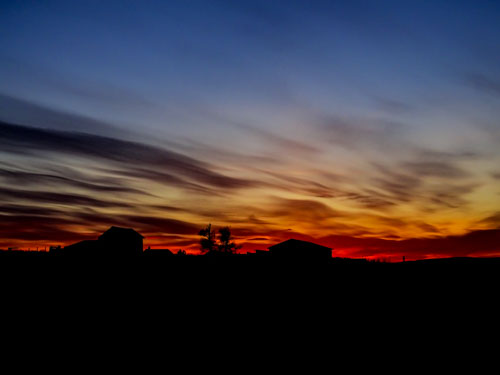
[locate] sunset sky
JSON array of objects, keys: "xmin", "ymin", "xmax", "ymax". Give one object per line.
[{"xmin": 1, "ymin": 0, "xmax": 500, "ymax": 259}]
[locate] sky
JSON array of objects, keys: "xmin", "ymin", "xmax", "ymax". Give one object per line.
[{"xmin": 1, "ymin": 0, "xmax": 500, "ymax": 259}]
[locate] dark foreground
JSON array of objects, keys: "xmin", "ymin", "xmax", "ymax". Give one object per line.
[
  {"xmin": 1, "ymin": 250, "xmax": 498, "ymax": 331},
  {"xmin": 2, "ymin": 250, "xmax": 499, "ymax": 284},
  {"xmin": 2, "ymin": 248, "xmax": 500, "ymax": 263}
]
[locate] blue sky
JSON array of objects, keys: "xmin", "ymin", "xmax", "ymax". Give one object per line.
[{"xmin": 3, "ymin": 0, "xmax": 499, "ymax": 133}]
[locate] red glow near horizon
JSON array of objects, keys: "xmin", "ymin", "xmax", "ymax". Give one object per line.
[{"xmin": 2, "ymin": 226, "xmax": 500, "ymax": 261}]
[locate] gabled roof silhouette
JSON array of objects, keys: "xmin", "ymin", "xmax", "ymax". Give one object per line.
[
  {"xmin": 99, "ymin": 226, "xmax": 144, "ymax": 239},
  {"xmin": 63, "ymin": 239, "xmax": 98, "ymax": 250},
  {"xmin": 144, "ymin": 248, "xmax": 174, "ymax": 256},
  {"xmin": 268, "ymin": 238, "xmax": 331, "ymax": 251}
]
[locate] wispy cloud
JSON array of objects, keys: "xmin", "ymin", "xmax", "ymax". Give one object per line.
[
  {"xmin": 372, "ymin": 96, "xmax": 414, "ymax": 114},
  {"xmin": 0, "ymin": 121, "xmax": 257, "ymax": 191},
  {"xmin": 401, "ymin": 160, "xmax": 470, "ymax": 179},
  {"xmin": 0, "ymin": 93, "xmax": 130, "ymax": 138},
  {"xmin": 0, "ymin": 168, "xmax": 145, "ymax": 195},
  {"xmin": 0, "ymin": 186, "xmax": 132, "ymax": 208},
  {"xmin": 319, "ymin": 229, "xmax": 500, "ymax": 260},
  {"xmin": 464, "ymin": 72, "xmax": 500, "ymax": 97},
  {"xmin": 479, "ymin": 212, "xmax": 500, "ymax": 227},
  {"xmin": 315, "ymin": 114, "xmax": 405, "ymax": 150},
  {"xmin": 123, "ymin": 215, "xmax": 200, "ymax": 235}
]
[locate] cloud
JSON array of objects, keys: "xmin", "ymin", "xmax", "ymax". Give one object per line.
[
  {"xmin": 146, "ymin": 234, "xmax": 197, "ymax": 249},
  {"xmin": 0, "ymin": 93, "xmax": 130, "ymax": 138},
  {"xmin": 259, "ymin": 170, "xmax": 343, "ymax": 198},
  {"xmin": 415, "ymin": 222, "xmax": 440, "ymax": 234},
  {"xmin": 316, "ymin": 114, "xmax": 404, "ymax": 150},
  {"xmin": 202, "ymin": 109, "xmax": 320, "ymax": 156},
  {"xmin": 0, "ymin": 53, "xmax": 159, "ymax": 117},
  {"xmin": 0, "ymin": 205, "xmax": 201, "ymax": 246},
  {"xmin": 0, "ymin": 186, "xmax": 132, "ymax": 208},
  {"xmin": 0, "ymin": 204, "xmax": 65, "ymax": 217},
  {"xmin": 401, "ymin": 161, "xmax": 470, "ymax": 179},
  {"xmin": 188, "ymin": 108, "xmax": 321, "ymax": 157},
  {"xmin": 479, "ymin": 212, "xmax": 500, "ymax": 226},
  {"xmin": 0, "ymin": 168, "xmax": 145, "ymax": 195},
  {"xmin": 0, "ymin": 205, "xmax": 129, "ymax": 237},
  {"xmin": 240, "ymin": 124, "xmax": 319, "ymax": 155},
  {"xmin": 319, "ymin": 229, "xmax": 500, "ymax": 259},
  {"xmin": 373, "ymin": 172, "xmax": 477, "ymax": 209},
  {"xmin": 371, "ymin": 167, "xmax": 422, "ymax": 203},
  {"xmin": 265, "ymin": 197, "xmax": 342, "ymax": 222},
  {"xmin": 369, "ymin": 145, "xmax": 480, "ymax": 210},
  {"xmin": 258, "ymin": 169, "xmax": 396, "ymax": 208},
  {"xmin": 372, "ymin": 96, "xmax": 414, "ymax": 113},
  {"xmin": 413, "ymin": 149, "xmax": 481, "ymax": 161},
  {"xmin": 464, "ymin": 72, "xmax": 500, "ymax": 97},
  {"xmin": 340, "ymin": 192, "xmax": 396, "ymax": 209},
  {"xmin": 0, "ymin": 214, "xmax": 95, "ymax": 243},
  {"xmin": 123, "ymin": 215, "xmax": 200, "ymax": 235},
  {"xmin": 172, "ymin": 138, "xmax": 283, "ymax": 167},
  {"xmin": 426, "ymin": 184, "xmax": 477, "ymax": 209},
  {"xmin": 148, "ymin": 204, "xmax": 186, "ymax": 212},
  {"xmin": 100, "ymin": 166, "xmax": 220, "ymax": 195},
  {"xmin": 0, "ymin": 121, "xmax": 256, "ymax": 190}
]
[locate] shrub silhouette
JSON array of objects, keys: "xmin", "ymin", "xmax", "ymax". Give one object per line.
[
  {"xmin": 217, "ymin": 226, "xmax": 240, "ymax": 254},
  {"xmin": 199, "ymin": 224, "xmax": 240, "ymax": 254},
  {"xmin": 199, "ymin": 224, "xmax": 216, "ymax": 253}
]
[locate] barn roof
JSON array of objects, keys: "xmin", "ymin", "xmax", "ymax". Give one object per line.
[
  {"xmin": 268, "ymin": 238, "xmax": 331, "ymax": 251},
  {"xmin": 99, "ymin": 226, "xmax": 144, "ymax": 239}
]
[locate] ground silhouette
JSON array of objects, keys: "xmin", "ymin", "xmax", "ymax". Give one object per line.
[
  {"xmin": 2, "ymin": 225, "xmax": 500, "ymax": 279},
  {"xmin": 1, "ymin": 224, "xmax": 500, "ymax": 282}
]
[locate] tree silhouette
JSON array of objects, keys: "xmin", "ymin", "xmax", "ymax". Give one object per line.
[
  {"xmin": 199, "ymin": 223, "xmax": 216, "ymax": 253},
  {"xmin": 199, "ymin": 224, "xmax": 240, "ymax": 254},
  {"xmin": 217, "ymin": 226, "xmax": 239, "ymax": 254}
]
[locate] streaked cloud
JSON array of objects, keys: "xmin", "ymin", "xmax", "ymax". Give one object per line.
[
  {"xmin": 464, "ymin": 72, "xmax": 500, "ymax": 97},
  {"xmin": 0, "ymin": 121, "xmax": 257, "ymax": 190}
]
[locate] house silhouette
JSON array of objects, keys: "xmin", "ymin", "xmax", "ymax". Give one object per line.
[
  {"xmin": 99, "ymin": 226, "xmax": 144, "ymax": 255},
  {"xmin": 268, "ymin": 239, "xmax": 332, "ymax": 260},
  {"xmin": 62, "ymin": 226, "xmax": 144, "ymax": 256},
  {"xmin": 62, "ymin": 240, "xmax": 99, "ymax": 255}
]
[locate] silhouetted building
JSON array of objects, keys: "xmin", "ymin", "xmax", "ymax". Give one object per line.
[
  {"xmin": 268, "ymin": 239, "xmax": 332, "ymax": 261},
  {"xmin": 247, "ymin": 250, "xmax": 269, "ymax": 256},
  {"xmin": 143, "ymin": 248, "xmax": 174, "ymax": 256},
  {"xmin": 62, "ymin": 240, "xmax": 100, "ymax": 255},
  {"xmin": 63, "ymin": 226, "xmax": 144, "ymax": 256},
  {"xmin": 99, "ymin": 226, "xmax": 144, "ymax": 255}
]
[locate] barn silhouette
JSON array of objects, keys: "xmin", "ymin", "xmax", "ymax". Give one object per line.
[{"xmin": 62, "ymin": 226, "xmax": 144, "ymax": 256}]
